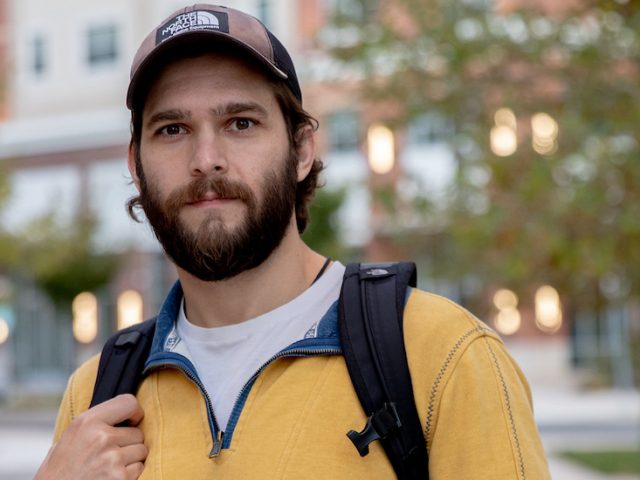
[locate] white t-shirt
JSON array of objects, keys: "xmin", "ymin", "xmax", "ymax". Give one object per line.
[{"xmin": 176, "ymin": 261, "xmax": 345, "ymax": 431}]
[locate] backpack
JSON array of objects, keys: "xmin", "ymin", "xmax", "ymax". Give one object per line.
[{"xmin": 90, "ymin": 262, "xmax": 428, "ymax": 479}]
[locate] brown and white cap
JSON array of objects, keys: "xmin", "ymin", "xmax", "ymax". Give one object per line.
[{"xmin": 126, "ymin": 4, "xmax": 302, "ymax": 109}]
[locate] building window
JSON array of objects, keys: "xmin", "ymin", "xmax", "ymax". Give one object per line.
[
  {"xmin": 87, "ymin": 25, "xmax": 118, "ymax": 67},
  {"xmin": 407, "ymin": 113, "xmax": 453, "ymax": 145},
  {"xmin": 31, "ymin": 35, "xmax": 47, "ymax": 76},
  {"xmin": 327, "ymin": 110, "xmax": 360, "ymax": 152},
  {"xmin": 332, "ymin": 0, "xmax": 378, "ymax": 21}
]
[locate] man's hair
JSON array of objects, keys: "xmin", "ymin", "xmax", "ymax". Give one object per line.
[{"xmin": 127, "ymin": 70, "xmax": 323, "ymax": 234}]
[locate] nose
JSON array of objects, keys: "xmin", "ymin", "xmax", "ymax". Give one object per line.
[{"xmin": 189, "ymin": 130, "xmax": 228, "ymax": 176}]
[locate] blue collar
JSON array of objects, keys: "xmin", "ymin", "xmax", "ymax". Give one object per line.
[{"xmin": 147, "ymin": 280, "xmax": 342, "ymax": 363}]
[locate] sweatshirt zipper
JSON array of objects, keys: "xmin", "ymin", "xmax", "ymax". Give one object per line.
[
  {"xmin": 221, "ymin": 345, "xmax": 341, "ymax": 450},
  {"xmin": 144, "ymin": 359, "xmax": 224, "ymax": 457},
  {"xmin": 145, "ymin": 345, "xmax": 341, "ymax": 456}
]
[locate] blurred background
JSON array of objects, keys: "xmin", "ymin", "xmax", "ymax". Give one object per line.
[{"xmin": 0, "ymin": 0, "xmax": 639, "ymax": 478}]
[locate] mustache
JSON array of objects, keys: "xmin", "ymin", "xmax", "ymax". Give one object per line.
[{"xmin": 165, "ymin": 176, "xmax": 256, "ymax": 210}]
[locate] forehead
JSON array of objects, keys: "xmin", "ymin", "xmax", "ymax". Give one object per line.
[{"xmin": 142, "ymin": 52, "xmax": 279, "ymax": 114}]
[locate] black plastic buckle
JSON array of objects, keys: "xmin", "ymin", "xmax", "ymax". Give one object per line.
[{"xmin": 347, "ymin": 403, "xmax": 402, "ymax": 457}]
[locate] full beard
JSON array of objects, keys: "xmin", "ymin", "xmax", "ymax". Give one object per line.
[{"xmin": 138, "ymin": 151, "xmax": 298, "ymax": 282}]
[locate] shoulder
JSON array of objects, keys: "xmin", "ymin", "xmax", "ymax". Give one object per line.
[
  {"xmin": 402, "ymin": 288, "xmax": 535, "ymax": 438},
  {"xmin": 403, "ymin": 288, "xmax": 499, "ymax": 352},
  {"xmin": 402, "ymin": 288, "xmax": 519, "ymax": 388},
  {"xmin": 53, "ymin": 354, "xmax": 100, "ymax": 441},
  {"xmin": 402, "ymin": 288, "xmax": 506, "ymax": 402}
]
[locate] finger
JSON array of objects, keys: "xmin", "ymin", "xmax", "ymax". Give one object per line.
[
  {"xmin": 112, "ymin": 426, "xmax": 145, "ymax": 447},
  {"xmin": 120, "ymin": 443, "xmax": 148, "ymax": 466},
  {"xmin": 92, "ymin": 394, "xmax": 145, "ymax": 426},
  {"xmin": 125, "ymin": 461, "xmax": 145, "ymax": 480}
]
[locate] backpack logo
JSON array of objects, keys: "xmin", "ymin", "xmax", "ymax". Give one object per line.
[
  {"xmin": 156, "ymin": 10, "xmax": 230, "ymax": 44},
  {"xmin": 366, "ymin": 268, "xmax": 389, "ymax": 276}
]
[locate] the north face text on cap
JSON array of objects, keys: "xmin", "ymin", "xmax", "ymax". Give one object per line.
[{"xmin": 156, "ymin": 10, "xmax": 230, "ymax": 45}]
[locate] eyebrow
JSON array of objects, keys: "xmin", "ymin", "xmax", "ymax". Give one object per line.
[
  {"xmin": 145, "ymin": 102, "xmax": 270, "ymax": 129},
  {"xmin": 210, "ymin": 102, "xmax": 269, "ymax": 118},
  {"xmin": 146, "ymin": 109, "xmax": 191, "ymax": 129}
]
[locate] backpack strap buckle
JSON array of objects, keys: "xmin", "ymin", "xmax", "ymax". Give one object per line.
[
  {"xmin": 347, "ymin": 402, "xmax": 402, "ymax": 457},
  {"xmin": 114, "ymin": 331, "xmax": 143, "ymax": 348}
]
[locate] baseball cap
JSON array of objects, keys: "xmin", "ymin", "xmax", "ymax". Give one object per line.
[{"xmin": 126, "ymin": 4, "xmax": 302, "ymax": 109}]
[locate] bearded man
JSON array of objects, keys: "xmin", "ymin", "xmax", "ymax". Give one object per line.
[{"xmin": 36, "ymin": 4, "xmax": 550, "ymax": 479}]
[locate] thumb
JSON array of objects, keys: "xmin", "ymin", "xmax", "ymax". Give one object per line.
[{"xmin": 92, "ymin": 394, "xmax": 145, "ymax": 426}]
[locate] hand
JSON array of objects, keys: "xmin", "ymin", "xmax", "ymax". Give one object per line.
[{"xmin": 35, "ymin": 394, "xmax": 148, "ymax": 480}]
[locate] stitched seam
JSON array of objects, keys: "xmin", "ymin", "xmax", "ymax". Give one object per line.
[
  {"xmin": 486, "ymin": 342, "xmax": 526, "ymax": 480},
  {"xmin": 424, "ymin": 326, "xmax": 485, "ymax": 449},
  {"xmin": 69, "ymin": 373, "xmax": 76, "ymax": 420}
]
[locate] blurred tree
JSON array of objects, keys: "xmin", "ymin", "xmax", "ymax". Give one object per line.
[
  {"xmin": 0, "ymin": 163, "xmax": 118, "ymax": 305},
  {"xmin": 14, "ymin": 211, "xmax": 119, "ymax": 306},
  {"xmin": 0, "ymin": 172, "xmax": 20, "ymax": 267},
  {"xmin": 326, "ymin": 0, "xmax": 640, "ymax": 320},
  {"xmin": 303, "ymin": 186, "xmax": 349, "ymax": 261}
]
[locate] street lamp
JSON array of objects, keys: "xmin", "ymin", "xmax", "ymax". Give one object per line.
[
  {"xmin": 491, "ymin": 107, "xmax": 518, "ymax": 157},
  {"xmin": 117, "ymin": 289, "xmax": 144, "ymax": 330},
  {"xmin": 535, "ymin": 285, "xmax": 562, "ymax": 333},
  {"xmin": 367, "ymin": 123, "xmax": 395, "ymax": 174},
  {"xmin": 72, "ymin": 292, "xmax": 98, "ymax": 344},
  {"xmin": 493, "ymin": 288, "xmax": 522, "ymax": 335}
]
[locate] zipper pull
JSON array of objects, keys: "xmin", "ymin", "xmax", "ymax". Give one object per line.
[{"xmin": 209, "ymin": 430, "xmax": 224, "ymax": 458}]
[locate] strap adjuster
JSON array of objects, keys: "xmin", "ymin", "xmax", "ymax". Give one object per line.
[
  {"xmin": 347, "ymin": 403, "xmax": 402, "ymax": 457},
  {"xmin": 114, "ymin": 331, "xmax": 142, "ymax": 348}
]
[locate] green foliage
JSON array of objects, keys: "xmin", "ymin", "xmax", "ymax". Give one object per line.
[
  {"xmin": 326, "ymin": 0, "xmax": 640, "ymax": 310},
  {"xmin": 302, "ymin": 186, "xmax": 348, "ymax": 260},
  {"xmin": 18, "ymin": 212, "xmax": 119, "ymax": 305},
  {"xmin": 561, "ymin": 450, "xmax": 640, "ymax": 474},
  {"xmin": 0, "ymin": 171, "xmax": 20, "ymax": 269},
  {"xmin": 0, "ymin": 170, "xmax": 117, "ymax": 306}
]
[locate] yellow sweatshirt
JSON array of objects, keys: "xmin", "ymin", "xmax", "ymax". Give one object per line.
[{"xmin": 54, "ymin": 285, "xmax": 551, "ymax": 479}]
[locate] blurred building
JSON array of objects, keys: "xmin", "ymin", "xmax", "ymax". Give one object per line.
[{"xmin": 0, "ymin": 0, "xmax": 8, "ymax": 120}]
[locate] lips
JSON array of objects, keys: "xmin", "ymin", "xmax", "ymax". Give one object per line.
[{"xmin": 186, "ymin": 191, "xmax": 236, "ymax": 206}]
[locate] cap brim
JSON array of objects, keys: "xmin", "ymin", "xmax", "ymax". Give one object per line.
[{"xmin": 126, "ymin": 31, "xmax": 288, "ymax": 110}]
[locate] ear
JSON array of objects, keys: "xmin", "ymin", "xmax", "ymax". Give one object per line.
[
  {"xmin": 128, "ymin": 142, "xmax": 142, "ymax": 192},
  {"xmin": 295, "ymin": 126, "xmax": 316, "ymax": 182}
]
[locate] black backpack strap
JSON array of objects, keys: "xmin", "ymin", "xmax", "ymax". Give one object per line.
[
  {"xmin": 90, "ymin": 317, "xmax": 157, "ymax": 408},
  {"xmin": 339, "ymin": 262, "xmax": 428, "ymax": 479}
]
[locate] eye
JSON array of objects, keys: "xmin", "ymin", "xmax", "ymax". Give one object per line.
[
  {"xmin": 158, "ymin": 124, "xmax": 187, "ymax": 136},
  {"xmin": 229, "ymin": 118, "xmax": 256, "ymax": 131}
]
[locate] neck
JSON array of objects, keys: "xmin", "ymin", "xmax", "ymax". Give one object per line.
[{"xmin": 176, "ymin": 223, "xmax": 327, "ymax": 328}]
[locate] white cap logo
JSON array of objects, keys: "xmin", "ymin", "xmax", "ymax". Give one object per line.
[{"xmin": 156, "ymin": 10, "xmax": 229, "ymax": 44}]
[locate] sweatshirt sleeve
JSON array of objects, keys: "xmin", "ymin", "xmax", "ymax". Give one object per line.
[
  {"xmin": 52, "ymin": 354, "xmax": 101, "ymax": 443},
  {"xmin": 428, "ymin": 335, "xmax": 550, "ymax": 480}
]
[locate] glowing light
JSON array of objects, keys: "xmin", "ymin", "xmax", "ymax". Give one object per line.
[
  {"xmin": 0, "ymin": 318, "xmax": 9, "ymax": 344},
  {"xmin": 490, "ymin": 125, "xmax": 517, "ymax": 156},
  {"xmin": 117, "ymin": 290, "xmax": 144, "ymax": 330},
  {"xmin": 493, "ymin": 289, "xmax": 519, "ymax": 309},
  {"xmin": 531, "ymin": 113, "xmax": 558, "ymax": 139},
  {"xmin": 367, "ymin": 124, "xmax": 395, "ymax": 174},
  {"xmin": 494, "ymin": 307, "xmax": 522, "ymax": 336},
  {"xmin": 533, "ymin": 137, "xmax": 558, "ymax": 155},
  {"xmin": 72, "ymin": 292, "xmax": 98, "ymax": 344},
  {"xmin": 531, "ymin": 112, "xmax": 559, "ymax": 156},
  {"xmin": 493, "ymin": 288, "xmax": 521, "ymax": 335},
  {"xmin": 535, "ymin": 285, "xmax": 562, "ymax": 333},
  {"xmin": 494, "ymin": 108, "xmax": 517, "ymax": 130}
]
